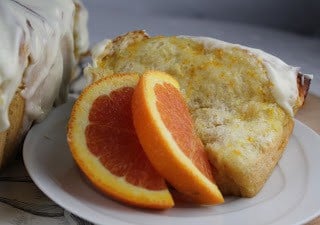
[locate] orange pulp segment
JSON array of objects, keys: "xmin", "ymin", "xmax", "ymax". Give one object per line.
[
  {"xmin": 132, "ymin": 71, "xmax": 224, "ymax": 204},
  {"xmin": 67, "ymin": 74, "xmax": 174, "ymax": 209}
]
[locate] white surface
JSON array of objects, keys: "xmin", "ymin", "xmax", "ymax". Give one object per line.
[{"xmin": 23, "ymin": 99, "xmax": 320, "ymax": 225}]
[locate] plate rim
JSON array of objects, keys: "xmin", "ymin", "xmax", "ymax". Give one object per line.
[{"xmin": 23, "ymin": 100, "xmax": 320, "ymax": 225}]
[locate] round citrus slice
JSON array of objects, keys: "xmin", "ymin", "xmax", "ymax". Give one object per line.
[
  {"xmin": 67, "ymin": 74, "xmax": 174, "ymax": 209},
  {"xmin": 132, "ymin": 71, "xmax": 224, "ymax": 204}
]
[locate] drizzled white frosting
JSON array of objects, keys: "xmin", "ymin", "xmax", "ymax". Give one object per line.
[
  {"xmin": 179, "ymin": 36, "xmax": 310, "ymax": 116},
  {"xmin": 91, "ymin": 39, "xmax": 112, "ymax": 68},
  {"xmin": 0, "ymin": 0, "xmax": 89, "ymax": 132},
  {"xmin": 90, "ymin": 31, "xmax": 310, "ymax": 116}
]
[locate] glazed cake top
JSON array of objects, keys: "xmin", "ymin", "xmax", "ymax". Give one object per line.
[{"xmin": 0, "ymin": 0, "xmax": 89, "ymax": 131}]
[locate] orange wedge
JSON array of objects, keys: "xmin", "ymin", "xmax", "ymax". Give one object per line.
[
  {"xmin": 132, "ymin": 71, "xmax": 224, "ymax": 204},
  {"xmin": 67, "ymin": 74, "xmax": 174, "ymax": 209}
]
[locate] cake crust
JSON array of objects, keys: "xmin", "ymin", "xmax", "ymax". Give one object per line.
[{"xmin": 0, "ymin": 92, "xmax": 24, "ymax": 168}]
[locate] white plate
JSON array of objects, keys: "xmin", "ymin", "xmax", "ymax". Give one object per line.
[{"xmin": 23, "ymin": 99, "xmax": 320, "ymax": 225}]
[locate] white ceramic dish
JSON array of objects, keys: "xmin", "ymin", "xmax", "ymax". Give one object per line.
[{"xmin": 23, "ymin": 99, "xmax": 320, "ymax": 225}]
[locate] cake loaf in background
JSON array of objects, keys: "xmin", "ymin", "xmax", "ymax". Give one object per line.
[{"xmin": 0, "ymin": 0, "xmax": 89, "ymax": 169}]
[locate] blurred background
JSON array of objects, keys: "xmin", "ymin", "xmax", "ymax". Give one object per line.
[
  {"xmin": 82, "ymin": 0, "xmax": 320, "ymax": 95},
  {"xmin": 83, "ymin": 0, "xmax": 320, "ymax": 36}
]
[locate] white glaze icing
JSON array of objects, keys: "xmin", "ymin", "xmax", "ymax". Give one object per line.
[
  {"xmin": 0, "ymin": 0, "xmax": 88, "ymax": 132},
  {"xmin": 90, "ymin": 31, "xmax": 311, "ymax": 116},
  {"xmin": 91, "ymin": 39, "xmax": 111, "ymax": 67},
  {"xmin": 179, "ymin": 35, "xmax": 313, "ymax": 116},
  {"xmin": 84, "ymin": 38, "xmax": 111, "ymax": 85}
]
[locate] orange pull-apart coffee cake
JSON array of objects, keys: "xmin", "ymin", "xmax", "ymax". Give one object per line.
[
  {"xmin": 85, "ymin": 30, "xmax": 311, "ymax": 197},
  {"xmin": 0, "ymin": 0, "xmax": 88, "ymax": 168}
]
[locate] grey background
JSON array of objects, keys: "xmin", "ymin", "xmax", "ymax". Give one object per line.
[
  {"xmin": 82, "ymin": 0, "xmax": 320, "ymax": 95},
  {"xmin": 82, "ymin": 0, "xmax": 320, "ymax": 36}
]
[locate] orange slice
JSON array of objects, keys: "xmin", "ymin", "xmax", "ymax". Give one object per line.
[
  {"xmin": 67, "ymin": 74, "xmax": 174, "ymax": 209},
  {"xmin": 132, "ymin": 71, "xmax": 224, "ymax": 204}
]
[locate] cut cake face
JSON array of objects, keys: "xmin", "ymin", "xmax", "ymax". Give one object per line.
[{"xmin": 85, "ymin": 30, "xmax": 310, "ymax": 197}]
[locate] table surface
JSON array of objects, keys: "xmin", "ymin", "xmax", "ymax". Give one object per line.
[
  {"xmin": 296, "ymin": 95, "xmax": 320, "ymax": 225},
  {"xmin": 299, "ymin": 96, "xmax": 320, "ymax": 225}
]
